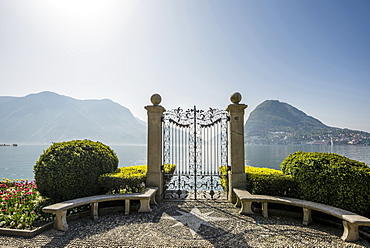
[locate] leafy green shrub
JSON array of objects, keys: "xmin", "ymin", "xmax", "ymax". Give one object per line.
[
  {"xmin": 99, "ymin": 165, "xmax": 146, "ymax": 193},
  {"xmin": 281, "ymin": 151, "xmax": 370, "ymax": 215},
  {"xmin": 219, "ymin": 166, "xmax": 299, "ymax": 197},
  {"xmin": 34, "ymin": 140, "xmax": 118, "ymax": 202},
  {"xmin": 281, "ymin": 151, "xmax": 368, "ymax": 176},
  {"xmin": 245, "ymin": 166, "xmax": 300, "ymax": 198},
  {"xmin": 99, "ymin": 164, "xmax": 176, "ymax": 193}
]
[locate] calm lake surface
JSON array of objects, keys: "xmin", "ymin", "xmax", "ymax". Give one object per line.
[{"xmin": 0, "ymin": 144, "xmax": 369, "ymax": 180}]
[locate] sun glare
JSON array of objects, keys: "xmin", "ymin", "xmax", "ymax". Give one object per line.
[
  {"xmin": 24, "ymin": 0, "xmax": 139, "ymax": 54},
  {"xmin": 39, "ymin": 0, "xmax": 135, "ymax": 27},
  {"xmin": 43, "ymin": 0, "xmax": 118, "ymax": 20}
]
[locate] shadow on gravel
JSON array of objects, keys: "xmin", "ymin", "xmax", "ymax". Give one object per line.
[
  {"xmin": 40, "ymin": 202, "xmax": 159, "ymax": 247},
  {"xmin": 150, "ymin": 200, "xmax": 251, "ymax": 248},
  {"xmin": 37, "ymin": 200, "xmax": 370, "ymax": 247}
]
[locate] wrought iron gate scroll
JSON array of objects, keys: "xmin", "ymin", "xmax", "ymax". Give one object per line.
[{"xmin": 162, "ymin": 106, "xmax": 229, "ymax": 200}]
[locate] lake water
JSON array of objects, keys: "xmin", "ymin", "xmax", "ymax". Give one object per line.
[{"xmin": 0, "ymin": 144, "xmax": 369, "ymax": 180}]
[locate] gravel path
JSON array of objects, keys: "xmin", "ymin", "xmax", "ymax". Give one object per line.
[{"xmin": 1, "ymin": 200, "xmax": 370, "ymax": 248}]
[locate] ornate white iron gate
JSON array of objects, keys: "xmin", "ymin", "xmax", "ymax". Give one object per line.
[{"xmin": 162, "ymin": 106, "xmax": 229, "ymax": 200}]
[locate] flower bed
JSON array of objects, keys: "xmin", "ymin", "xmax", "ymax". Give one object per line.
[{"xmin": 0, "ymin": 179, "xmax": 52, "ymax": 230}]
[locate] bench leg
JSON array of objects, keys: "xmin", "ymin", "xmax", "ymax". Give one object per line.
[
  {"xmin": 125, "ymin": 199, "xmax": 130, "ymax": 215},
  {"xmin": 138, "ymin": 199, "xmax": 152, "ymax": 213},
  {"xmin": 341, "ymin": 221, "xmax": 360, "ymax": 241},
  {"xmin": 302, "ymin": 208, "xmax": 312, "ymax": 225},
  {"xmin": 91, "ymin": 202, "xmax": 99, "ymax": 220},
  {"xmin": 54, "ymin": 210, "xmax": 68, "ymax": 231},
  {"xmin": 262, "ymin": 202, "xmax": 268, "ymax": 217},
  {"xmin": 239, "ymin": 200, "xmax": 253, "ymax": 215},
  {"xmin": 235, "ymin": 197, "xmax": 241, "ymax": 208},
  {"xmin": 150, "ymin": 194, "xmax": 157, "ymax": 205}
]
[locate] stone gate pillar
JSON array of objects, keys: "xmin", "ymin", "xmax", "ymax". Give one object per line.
[
  {"xmin": 226, "ymin": 92, "xmax": 247, "ymax": 203},
  {"xmin": 145, "ymin": 93, "xmax": 165, "ymax": 202}
]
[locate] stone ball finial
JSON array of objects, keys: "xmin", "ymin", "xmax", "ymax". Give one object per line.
[
  {"xmin": 230, "ymin": 92, "xmax": 242, "ymax": 104},
  {"xmin": 150, "ymin": 93, "xmax": 162, "ymax": 105}
]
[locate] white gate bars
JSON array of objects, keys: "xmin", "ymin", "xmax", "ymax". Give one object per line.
[{"xmin": 162, "ymin": 106, "xmax": 229, "ymax": 200}]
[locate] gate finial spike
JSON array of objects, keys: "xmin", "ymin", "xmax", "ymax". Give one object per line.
[
  {"xmin": 230, "ymin": 92, "xmax": 242, "ymax": 104},
  {"xmin": 151, "ymin": 93, "xmax": 162, "ymax": 105}
]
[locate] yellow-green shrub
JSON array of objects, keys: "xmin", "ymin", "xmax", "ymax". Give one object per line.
[
  {"xmin": 219, "ymin": 166, "xmax": 299, "ymax": 198},
  {"xmin": 245, "ymin": 166, "xmax": 300, "ymax": 198},
  {"xmin": 219, "ymin": 166, "xmax": 230, "ymax": 192},
  {"xmin": 99, "ymin": 164, "xmax": 176, "ymax": 193}
]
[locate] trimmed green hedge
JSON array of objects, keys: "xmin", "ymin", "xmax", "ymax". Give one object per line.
[
  {"xmin": 34, "ymin": 140, "xmax": 118, "ymax": 202},
  {"xmin": 245, "ymin": 166, "xmax": 300, "ymax": 198},
  {"xmin": 220, "ymin": 166, "xmax": 299, "ymax": 198},
  {"xmin": 281, "ymin": 150, "xmax": 368, "ymax": 175},
  {"xmin": 99, "ymin": 164, "xmax": 176, "ymax": 193},
  {"xmin": 281, "ymin": 151, "xmax": 370, "ymax": 215}
]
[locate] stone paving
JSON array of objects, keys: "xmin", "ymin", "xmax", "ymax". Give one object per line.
[{"xmin": 1, "ymin": 200, "xmax": 370, "ymax": 247}]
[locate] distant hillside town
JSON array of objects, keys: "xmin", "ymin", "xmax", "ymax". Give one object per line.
[
  {"xmin": 245, "ymin": 129, "xmax": 370, "ymax": 146},
  {"xmin": 244, "ymin": 100, "xmax": 370, "ymax": 146}
]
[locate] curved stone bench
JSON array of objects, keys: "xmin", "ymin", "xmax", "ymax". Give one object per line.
[
  {"xmin": 43, "ymin": 187, "xmax": 158, "ymax": 231},
  {"xmin": 233, "ymin": 188, "xmax": 370, "ymax": 242}
]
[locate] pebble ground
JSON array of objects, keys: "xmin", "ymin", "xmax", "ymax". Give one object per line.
[{"xmin": 1, "ymin": 200, "xmax": 370, "ymax": 248}]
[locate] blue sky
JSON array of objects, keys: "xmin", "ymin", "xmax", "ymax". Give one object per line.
[{"xmin": 1, "ymin": 0, "xmax": 369, "ymax": 132}]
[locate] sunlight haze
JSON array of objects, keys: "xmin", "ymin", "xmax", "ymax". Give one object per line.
[{"xmin": 1, "ymin": 0, "xmax": 369, "ymax": 132}]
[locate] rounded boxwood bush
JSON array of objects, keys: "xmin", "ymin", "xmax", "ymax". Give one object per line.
[
  {"xmin": 281, "ymin": 151, "xmax": 370, "ymax": 215},
  {"xmin": 34, "ymin": 140, "xmax": 118, "ymax": 202}
]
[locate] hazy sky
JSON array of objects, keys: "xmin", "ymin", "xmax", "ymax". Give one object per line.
[{"xmin": 1, "ymin": 0, "xmax": 369, "ymax": 132}]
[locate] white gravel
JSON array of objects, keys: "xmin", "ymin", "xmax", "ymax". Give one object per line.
[{"xmin": 1, "ymin": 200, "xmax": 369, "ymax": 248}]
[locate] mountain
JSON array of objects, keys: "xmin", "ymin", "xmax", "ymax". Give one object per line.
[
  {"xmin": 245, "ymin": 100, "xmax": 370, "ymax": 145},
  {"xmin": 0, "ymin": 92, "xmax": 146, "ymax": 145},
  {"xmin": 245, "ymin": 100, "xmax": 328, "ymax": 135}
]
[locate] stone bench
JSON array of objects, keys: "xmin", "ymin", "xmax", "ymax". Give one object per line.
[
  {"xmin": 43, "ymin": 187, "xmax": 158, "ymax": 231},
  {"xmin": 233, "ymin": 188, "xmax": 370, "ymax": 242}
]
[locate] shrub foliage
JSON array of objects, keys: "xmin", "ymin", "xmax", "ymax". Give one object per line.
[
  {"xmin": 220, "ymin": 166, "xmax": 299, "ymax": 197},
  {"xmin": 281, "ymin": 151, "xmax": 370, "ymax": 215},
  {"xmin": 245, "ymin": 166, "xmax": 300, "ymax": 198},
  {"xmin": 34, "ymin": 140, "xmax": 118, "ymax": 202},
  {"xmin": 99, "ymin": 164, "xmax": 176, "ymax": 193}
]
